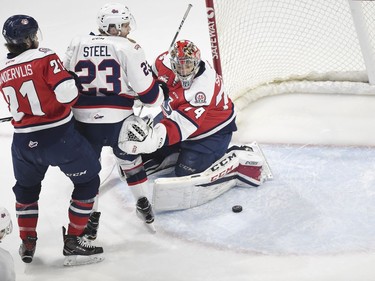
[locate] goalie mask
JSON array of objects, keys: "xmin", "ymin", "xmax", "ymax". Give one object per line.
[
  {"xmin": 0, "ymin": 207, "xmax": 12, "ymax": 242},
  {"xmin": 97, "ymin": 3, "xmax": 136, "ymax": 36},
  {"xmin": 170, "ymin": 40, "xmax": 201, "ymax": 89}
]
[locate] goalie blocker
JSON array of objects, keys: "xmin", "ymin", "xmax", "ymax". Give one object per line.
[{"xmin": 152, "ymin": 141, "xmax": 273, "ymax": 211}]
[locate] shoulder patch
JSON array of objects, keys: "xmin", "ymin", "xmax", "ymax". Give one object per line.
[{"xmin": 194, "ymin": 92, "xmax": 206, "ymax": 104}]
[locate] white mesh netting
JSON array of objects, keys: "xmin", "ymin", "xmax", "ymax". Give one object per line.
[{"xmin": 208, "ymin": 0, "xmax": 375, "ymax": 109}]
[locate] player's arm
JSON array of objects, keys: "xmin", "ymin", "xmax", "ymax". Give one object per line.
[
  {"xmin": 118, "ymin": 101, "xmax": 208, "ymax": 155},
  {"xmin": 44, "ymin": 53, "xmax": 79, "ymax": 105},
  {"xmin": 126, "ymin": 47, "xmax": 165, "ymax": 107}
]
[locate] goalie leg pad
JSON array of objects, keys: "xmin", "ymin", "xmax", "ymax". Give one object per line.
[
  {"xmin": 152, "ymin": 142, "xmax": 273, "ymax": 211},
  {"xmin": 153, "ymin": 151, "xmax": 240, "ymax": 211},
  {"xmin": 234, "ymin": 149, "xmax": 263, "ymax": 187}
]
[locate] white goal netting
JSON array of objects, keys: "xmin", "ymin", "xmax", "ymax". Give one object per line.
[{"xmin": 206, "ymin": 0, "xmax": 375, "ymax": 109}]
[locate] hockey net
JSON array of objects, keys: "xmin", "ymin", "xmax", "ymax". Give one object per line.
[{"xmin": 205, "ymin": 0, "xmax": 375, "ymax": 110}]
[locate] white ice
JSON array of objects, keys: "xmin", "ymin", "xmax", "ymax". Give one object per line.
[{"xmin": 1, "ymin": 1, "xmax": 375, "ymax": 281}]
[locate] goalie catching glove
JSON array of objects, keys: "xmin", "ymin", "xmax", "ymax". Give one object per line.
[{"xmin": 118, "ymin": 115, "xmax": 167, "ymax": 154}]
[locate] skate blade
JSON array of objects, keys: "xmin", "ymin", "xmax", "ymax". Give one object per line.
[
  {"xmin": 144, "ymin": 222, "xmax": 156, "ymax": 234},
  {"xmin": 63, "ymin": 253, "xmax": 104, "ymax": 266}
]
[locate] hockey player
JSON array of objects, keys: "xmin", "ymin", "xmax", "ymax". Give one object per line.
[
  {"xmin": 119, "ymin": 40, "xmax": 237, "ymax": 176},
  {"xmin": 0, "ymin": 207, "xmax": 15, "ymax": 281},
  {"xmin": 64, "ymin": 3, "xmax": 166, "ymax": 232},
  {"xmin": 119, "ymin": 40, "xmax": 273, "ymax": 211},
  {"xmin": 0, "ymin": 15, "xmax": 103, "ymax": 266}
]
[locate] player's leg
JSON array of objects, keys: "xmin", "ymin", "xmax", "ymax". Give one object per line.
[
  {"xmin": 11, "ymin": 139, "xmax": 48, "ymax": 263},
  {"xmin": 114, "ymin": 150, "xmax": 155, "ymax": 228},
  {"xmin": 49, "ymin": 123, "xmax": 103, "ymax": 265},
  {"xmin": 175, "ymin": 132, "xmax": 232, "ymax": 176},
  {"xmin": 141, "ymin": 143, "xmax": 180, "ymax": 176},
  {"xmin": 72, "ymin": 121, "xmax": 110, "ymax": 241}
]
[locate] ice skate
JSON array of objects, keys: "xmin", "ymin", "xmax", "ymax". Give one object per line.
[
  {"xmin": 136, "ymin": 197, "xmax": 156, "ymax": 233},
  {"xmin": 19, "ymin": 236, "xmax": 37, "ymax": 263},
  {"xmin": 83, "ymin": 211, "xmax": 101, "ymax": 241},
  {"xmin": 62, "ymin": 226, "xmax": 104, "ymax": 266}
]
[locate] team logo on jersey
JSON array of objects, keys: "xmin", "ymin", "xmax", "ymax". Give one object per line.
[
  {"xmin": 28, "ymin": 140, "xmax": 38, "ymax": 148},
  {"xmin": 94, "ymin": 114, "xmax": 104, "ymax": 119},
  {"xmin": 1, "ymin": 213, "xmax": 5, "ymax": 218},
  {"xmin": 195, "ymin": 92, "xmax": 206, "ymax": 104},
  {"xmin": 159, "ymin": 75, "xmax": 169, "ymax": 84},
  {"xmin": 112, "ymin": 9, "xmax": 119, "ymax": 14}
]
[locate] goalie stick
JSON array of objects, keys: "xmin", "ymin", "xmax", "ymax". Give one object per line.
[
  {"xmin": 134, "ymin": 4, "xmax": 193, "ymax": 117},
  {"xmin": 168, "ymin": 4, "xmax": 193, "ymax": 53}
]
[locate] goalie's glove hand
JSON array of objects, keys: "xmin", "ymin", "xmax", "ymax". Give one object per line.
[{"xmin": 118, "ymin": 116, "xmax": 166, "ymax": 155}]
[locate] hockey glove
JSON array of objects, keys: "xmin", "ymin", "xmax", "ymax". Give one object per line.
[{"xmin": 118, "ymin": 116, "xmax": 166, "ymax": 154}]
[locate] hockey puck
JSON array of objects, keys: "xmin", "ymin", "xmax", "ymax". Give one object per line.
[{"xmin": 232, "ymin": 205, "xmax": 243, "ymax": 213}]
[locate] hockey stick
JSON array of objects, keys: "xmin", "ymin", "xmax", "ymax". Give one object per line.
[
  {"xmin": 136, "ymin": 4, "xmax": 193, "ymax": 118},
  {"xmin": 168, "ymin": 4, "xmax": 193, "ymax": 53},
  {"xmin": 0, "ymin": 116, "xmax": 12, "ymax": 123}
]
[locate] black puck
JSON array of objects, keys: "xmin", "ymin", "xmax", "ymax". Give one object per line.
[{"xmin": 232, "ymin": 205, "xmax": 243, "ymax": 213}]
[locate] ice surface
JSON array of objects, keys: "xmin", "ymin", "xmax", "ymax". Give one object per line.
[{"xmin": 1, "ymin": 0, "xmax": 375, "ymax": 280}]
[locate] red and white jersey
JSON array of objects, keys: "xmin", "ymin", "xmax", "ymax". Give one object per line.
[
  {"xmin": 0, "ymin": 48, "xmax": 77, "ymax": 133},
  {"xmin": 153, "ymin": 51, "xmax": 236, "ymax": 145},
  {"xmin": 64, "ymin": 34, "xmax": 163, "ymax": 124}
]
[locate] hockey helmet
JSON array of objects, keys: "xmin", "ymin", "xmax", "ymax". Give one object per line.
[
  {"xmin": 2, "ymin": 14, "xmax": 39, "ymax": 44},
  {"xmin": 97, "ymin": 3, "xmax": 136, "ymax": 35},
  {"xmin": 170, "ymin": 40, "xmax": 201, "ymax": 89},
  {"xmin": 0, "ymin": 207, "xmax": 12, "ymax": 242}
]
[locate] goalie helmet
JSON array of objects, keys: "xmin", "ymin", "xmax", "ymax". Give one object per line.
[
  {"xmin": 0, "ymin": 207, "xmax": 12, "ymax": 242},
  {"xmin": 170, "ymin": 40, "xmax": 201, "ymax": 89},
  {"xmin": 97, "ymin": 3, "xmax": 136, "ymax": 35},
  {"xmin": 2, "ymin": 14, "xmax": 39, "ymax": 44}
]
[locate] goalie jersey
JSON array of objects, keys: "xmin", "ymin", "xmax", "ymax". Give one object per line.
[
  {"xmin": 64, "ymin": 34, "xmax": 163, "ymax": 124},
  {"xmin": 153, "ymin": 51, "xmax": 237, "ymax": 145}
]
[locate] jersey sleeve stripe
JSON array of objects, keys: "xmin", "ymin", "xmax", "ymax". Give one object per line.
[{"xmin": 137, "ymin": 80, "xmax": 161, "ymax": 105}]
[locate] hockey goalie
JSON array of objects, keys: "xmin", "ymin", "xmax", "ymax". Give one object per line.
[
  {"xmin": 118, "ymin": 39, "xmax": 272, "ymax": 211},
  {"xmin": 118, "ymin": 115, "xmax": 272, "ymax": 211}
]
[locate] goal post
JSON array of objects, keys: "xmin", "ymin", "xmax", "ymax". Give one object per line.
[
  {"xmin": 348, "ymin": 0, "xmax": 375, "ymax": 85},
  {"xmin": 205, "ymin": 0, "xmax": 375, "ymax": 110}
]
